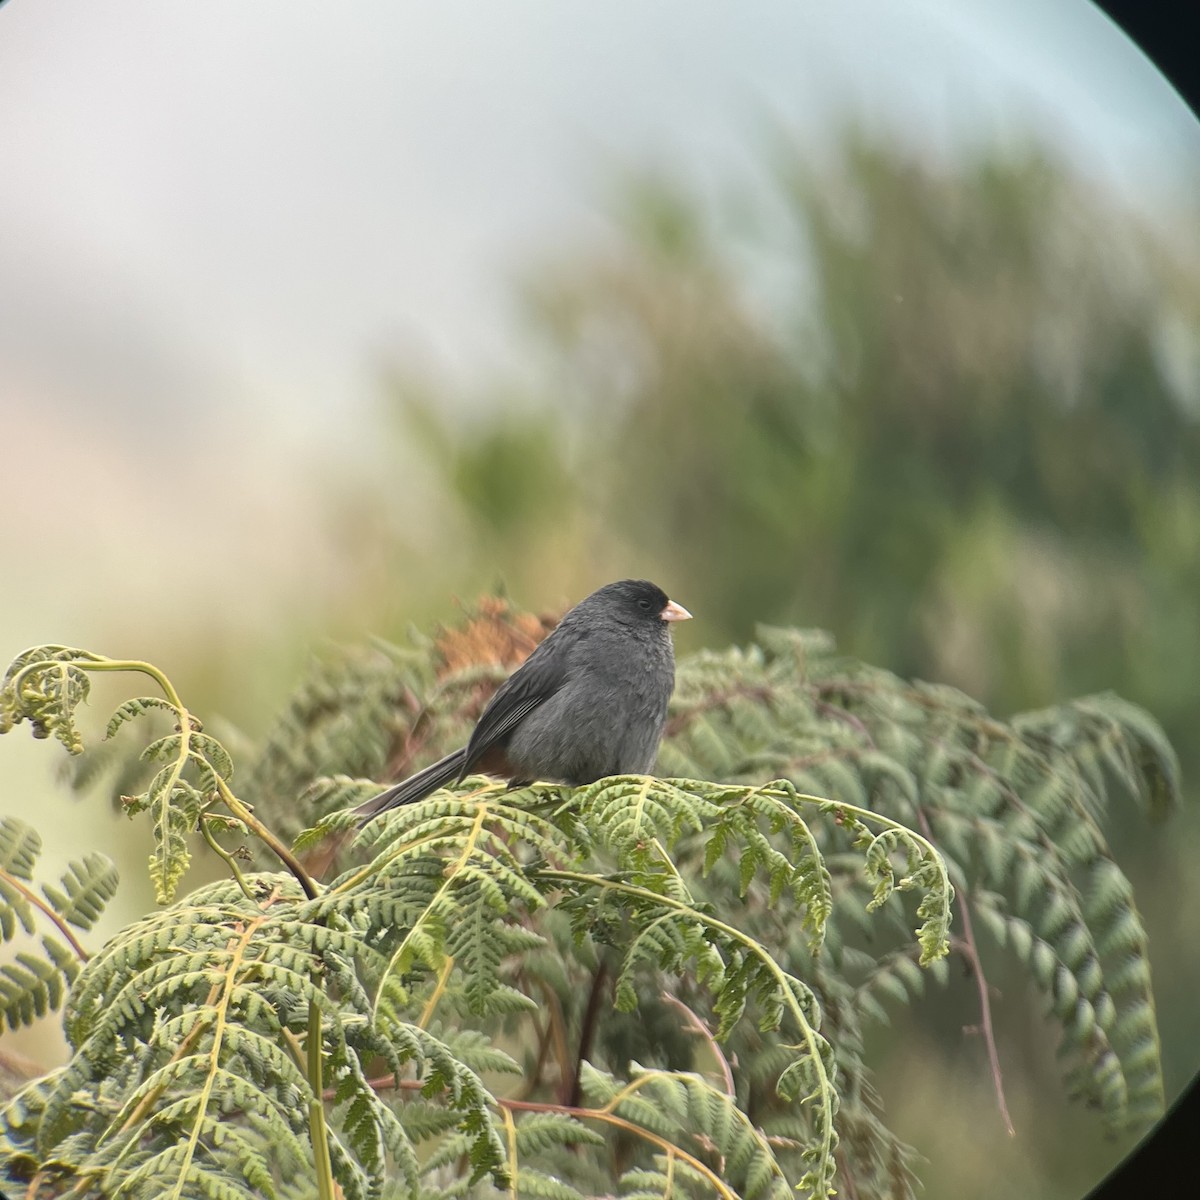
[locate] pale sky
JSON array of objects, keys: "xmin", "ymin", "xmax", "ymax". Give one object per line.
[
  {"xmin": 0, "ymin": 0, "xmax": 1196, "ymax": 444},
  {"xmin": 0, "ymin": 0, "xmax": 1197, "ymax": 652}
]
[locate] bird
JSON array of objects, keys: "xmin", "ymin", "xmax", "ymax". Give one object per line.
[{"xmin": 354, "ymin": 579, "xmax": 692, "ymax": 826}]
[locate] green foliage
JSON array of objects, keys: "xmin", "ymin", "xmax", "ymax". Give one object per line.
[
  {"xmin": 368, "ymin": 135, "xmax": 1200, "ymax": 794},
  {"xmin": 0, "ymin": 816, "xmax": 117, "ymax": 1034},
  {"xmin": 577, "ymin": 1063, "xmax": 793, "ymax": 1199},
  {"xmin": 0, "ymin": 621, "xmax": 1180, "ymax": 1199},
  {"xmin": 239, "ymin": 637, "xmax": 447, "ymax": 853},
  {"xmin": 1, "ymin": 646, "xmax": 96, "ymax": 754},
  {"xmin": 308, "ymin": 133, "xmax": 1198, "ymax": 1195},
  {"xmin": 11, "ymin": 870, "xmax": 510, "ymax": 1200},
  {"xmin": 2, "ymin": 648, "xmax": 240, "ymax": 905},
  {"xmin": 664, "ymin": 626, "xmax": 1174, "ymax": 1134}
]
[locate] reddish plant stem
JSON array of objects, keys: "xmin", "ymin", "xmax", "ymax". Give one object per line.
[
  {"xmin": 565, "ymin": 963, "xmax": 608, "ymax": 1108},
  {"xmin": 916, "ymin": 807, "xmax": 1014, "ymax": 1137},
  {"xmin": 0, "ymin": 869, "xmax": 89, "ymax": 960}
]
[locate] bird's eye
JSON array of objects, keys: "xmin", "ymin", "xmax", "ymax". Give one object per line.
[{"xmin": 637, "ymin": 598, "xmax": 652, "ymax": 611}]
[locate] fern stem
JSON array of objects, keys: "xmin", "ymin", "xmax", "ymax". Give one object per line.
[
  {"xmin": 61, "ymin": 656, "xmax": 186, "ymax": 709},
  {"xmin": 0, "ymin": 866, "xmax": 89, "ymax": 961},
  {"xmin": 217, "ymin": 778, "xmax": 319, "ymax": 900},
  {"xmin": 372, "ymin": 800, "xmax": 489, "ymax": 1024},
  {"xmin": 956, "ymin": 894, "xmax": 1015, "ymax": 1137},
  {"xmin": 659, "ymin": 990, "xmax": 734, "ymax": 1095},
  {"xmin": 417, "ymin": 954, "xmax": 456, "ymax": 1029},
  {"xmin": 500, "ymin": 1104, "xmax": 519, "ymax": 1200},
  {"xmin": 307, "ymin": 1000, "xmax": 336, "ymax": 1200},
  {"xmin": 348, "ymin": 1073, "xmax": 741, "ymax": 1200},
  {"xmin": 282, "ymin": 1026, "xmax": 308, "ymax": 1074},
  {"xmin": 913, "ymin": 805, "xmax": 1015, "ymax": 1137},
  {"xmin": 199, "ymin": 816, "xmax": 255, "ymax": 901},
  {"xmin": 36, "ymin": 652, "xmax": 319, "ymax": 901},
  {"xmin": 165, "ymin": 916, "xmax": 262, "ymax": 1200},
  {"xmin": 539, "ymin": 868, "xmax": 836, "ymax": 1189},
  {"xmin": 505, "ymin": 1097, "xmax": 739, "ymax": 1200},
  {"xmin": 534, "ymin": 978, "xmax": 573, "ymax": 1091},
  {"xmin": 565, "ymin": 962, "xmax": 607, "ymax": 1107}
]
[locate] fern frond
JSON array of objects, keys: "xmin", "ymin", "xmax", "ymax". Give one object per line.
[
  {"xmin": 24, "ymin": 868, "xmax": 513, "ymax": 1200},
  {"xmin": 0, "ymin": 620, "xmax": 1179, "ymax": 1200},
  {"xmin": 0, "ymin": 645, "xmax": 100, "ymax": 752},
  {"xmin": 41, "ymin": 855, "xmax": 120, "ymax": 933},
  {"xmin": 0, "ymin": 816, "xmax": 41, "ymax": 883},
  {"xmin": 105, "ymin": 695, "xmax": 181, "ymax": 739},
  {"xmin": 542, "ymin": 862, "xmax": 844, "ymax": 1197},
  {"xmin": 581, "ymin": 1063, "xmax": 793, "ymax": 1200},
  {"xmin": 290, "ymin": 775, "xmax": 382, "ymax": 852},
  {"xmin": 359, "ymin": 788, "xmax": 554, "ymax": 1021},
  {"xmin": 1013, "ymin": 692, "xmax": 1181, "ymax": 820},
  {"xmin": 5, "ymin": 648, "xmax": 313, "ymax": 904},
  {"xmin": 238, "ymin": 639, "xmax": 443, "ymax": 854},
  {"xmin": 663, "ymin": 631, "xmax": 1172, "ymax": 1139},
  {"xmin": 0, "ymin": 817, "xmax": 110, "ymax": 1032},
  {"xmin": 0, "ymin": 944, "xmax": 75, "ymax": 1032}
]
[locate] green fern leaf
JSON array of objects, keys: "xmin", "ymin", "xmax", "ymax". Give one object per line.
[{"xmin": 40, "ymin": 854, "xmax": 119, "ymax": 933}]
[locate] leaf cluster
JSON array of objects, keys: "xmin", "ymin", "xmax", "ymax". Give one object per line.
[
  {"xmin": 0, "ymin": 817, "xmax": 116, "ymax": 1037},
  {"xmin": 0, "ymin": 616, "xmax": 1180, "ymax": 1200}
]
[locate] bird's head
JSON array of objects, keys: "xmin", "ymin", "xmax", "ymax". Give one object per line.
[{"xmin": 586, "ymin": 579, "xmax": 692, "ymax": 627}]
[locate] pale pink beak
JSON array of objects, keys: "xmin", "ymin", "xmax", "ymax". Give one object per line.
[{"xmin": 661, "ymin": 599, "xmax": 693, "ymax": 622}]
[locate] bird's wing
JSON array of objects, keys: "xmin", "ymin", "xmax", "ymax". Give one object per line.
[{"xmin": 459, "ymin": 635, "xmax": 570, "ymax": 777}]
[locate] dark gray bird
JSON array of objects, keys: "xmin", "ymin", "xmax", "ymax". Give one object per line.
[{"xmin": 355, "ymin": 579, "xmax": 691, "ymax": 826}]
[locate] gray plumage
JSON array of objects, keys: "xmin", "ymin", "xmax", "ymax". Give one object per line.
[{"xmin": 355, "ymin": 580, "xmax": 690, "ymax": 825}]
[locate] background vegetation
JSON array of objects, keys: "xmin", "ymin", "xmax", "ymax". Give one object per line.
[
  {"xmin": 3, "ymin": 124, "xmax": 1199, "ymax": 1199},
  {"xmin": 0, "ymin": 609, "xmax": 1177, "ymax": 1198}
]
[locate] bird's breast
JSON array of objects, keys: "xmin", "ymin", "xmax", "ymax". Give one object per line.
[{"xmin": 504, "ymin": 632, "xmax": 673, "ymax": 785}]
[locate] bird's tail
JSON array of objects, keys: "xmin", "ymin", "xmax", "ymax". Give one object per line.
[{"xmin": 355, "ymin": 748, "xmax": 469, "ymax": 827}]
